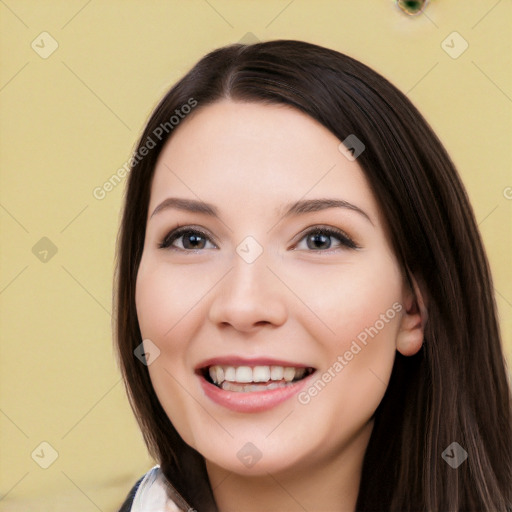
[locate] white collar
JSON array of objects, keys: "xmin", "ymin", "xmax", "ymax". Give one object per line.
[{"xmin": 131, "ymin": 465, "xmax": 185, "ymax": 512}]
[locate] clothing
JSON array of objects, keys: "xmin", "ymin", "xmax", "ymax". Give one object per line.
[{"xmin": 117, "ymin": 465, "xmax": 186, "ymax": 512}]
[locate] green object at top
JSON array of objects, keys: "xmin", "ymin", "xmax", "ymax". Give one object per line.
[{"xmin": 397, "ymin": 0, "xmax": 428, "ymax": 15}]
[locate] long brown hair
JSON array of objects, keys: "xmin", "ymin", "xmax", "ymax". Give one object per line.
[{"xmin": 113, "ymin": 40, "xmax": 512, "ymax": 511}]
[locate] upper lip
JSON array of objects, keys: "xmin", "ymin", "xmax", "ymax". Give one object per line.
[{"xmin": 195, "ymin": 356, "xmax": 315, "ymax": 372}]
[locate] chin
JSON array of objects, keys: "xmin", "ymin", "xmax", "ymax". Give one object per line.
[{"xmin": 204, "ymin": 447, "xmax": 301, "ymax": 477}]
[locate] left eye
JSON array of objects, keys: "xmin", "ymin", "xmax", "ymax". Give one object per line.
[
  {"xmin": 159, "ymin": 227, "xmax": 214, "ymax": 251},
  {"xmin": 158, "ymin": 226, "xmax": 359, "ymax": 252},
  {"xmin": 295, "ymin": 227, "xmax": 359, "ymax": 251}
]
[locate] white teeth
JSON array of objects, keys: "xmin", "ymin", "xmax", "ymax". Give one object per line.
[
  {"xmin": 253, "ymin": 366, "xmax": 271, "ymax": 382},
  {"xmin": 270, "ymin": 366, "xmax": 284, "ymax": 380},
  {"xmin": 283, "ymin": 367, "xmax": 296, "ymax": 382},
  {"xmin": 206, "ymin": 364, "xmax": 310, "ymax": 387},
  {"xmin": 224, "ymin": 366, "xmax": 236, "ymax": 381},
  {"xmin": 235, "ymin": 366, "xmax": 253, "ymax": 383},
  {"xmin": 221, "ymin": 381, "xmax": 289, "ymax": 392},
  {"xmin": 209, "ymin": 365, "xmax": 224, "ymax": 384}
]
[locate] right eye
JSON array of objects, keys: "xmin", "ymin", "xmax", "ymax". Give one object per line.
[{"xmin": 158, "ymin": 227, "xmax": 217, "ymax": 252}]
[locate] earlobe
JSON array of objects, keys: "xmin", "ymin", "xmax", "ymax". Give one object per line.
[{"xmin": 396, "ymin": 271, "xmax": 428, "ymax": 356}]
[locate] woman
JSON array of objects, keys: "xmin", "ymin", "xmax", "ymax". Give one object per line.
[{"xmin": 113, "ymin": 40, "xmax": 512, "ymax": 511}]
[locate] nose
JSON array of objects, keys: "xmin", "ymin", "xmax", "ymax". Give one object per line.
[{"xmin": 208, "ymin": 251, "xmax": 287, "ymax": 333}]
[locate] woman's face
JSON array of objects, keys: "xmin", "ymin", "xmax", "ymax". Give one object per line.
[{"xmin": 135, "ymin": 99, "xmax": 413, "ymax": 477}]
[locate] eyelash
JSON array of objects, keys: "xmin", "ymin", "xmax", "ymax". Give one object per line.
[{"xmin": 158, "ymin": 225, "xmax": 360, "ymax": 253}]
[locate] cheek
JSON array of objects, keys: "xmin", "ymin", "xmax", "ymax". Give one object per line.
[
  {"xmin": 135, "ymin": 261, "xmax": 203, "ymax": 443},
  {"xmin": 293, "ymin": 250, "xmax": 403, "ymax": 346},
  {"xmin": 135, "ymin": 262, "xmax": 196, "ymax": 393},
  {"xmin": 295, "ymin": 251, "xmax": 403, "ymax": 412},
  {"xmin": 135, "ymin": 260, "xmax": 203, "ymax": 343}
]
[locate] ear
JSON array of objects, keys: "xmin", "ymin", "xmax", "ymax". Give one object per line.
[{"xmin": 396, "ymin": 270, "xmax": 428, "ymax": 356}]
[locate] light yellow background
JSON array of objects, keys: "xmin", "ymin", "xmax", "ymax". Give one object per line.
[{"xmin": 1, "ymin": 1, "xmax": 511, "ymax": 510}]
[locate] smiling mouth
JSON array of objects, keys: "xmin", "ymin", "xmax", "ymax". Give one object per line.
[{"xmin": 200, "ymin": 365, "xmax": 316, "ymax": 393}]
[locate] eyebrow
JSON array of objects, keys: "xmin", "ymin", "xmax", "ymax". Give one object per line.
[{"xmin": 150, "ymin": 197, "xmax": 373, "ymax": 225}]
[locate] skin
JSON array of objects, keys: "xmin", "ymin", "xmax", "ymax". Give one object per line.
[{"xmin": 135, "ymin": 99, "xmax": 426, "ymax": 512}]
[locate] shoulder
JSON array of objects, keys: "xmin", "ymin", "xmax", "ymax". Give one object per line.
[
  {"xmin": 117, "ymin": 466, "xmax": 158, "ymax": 512},
  {"xmin": 117, "ymin": 465, "xmax": 185, "ymax": 512}
]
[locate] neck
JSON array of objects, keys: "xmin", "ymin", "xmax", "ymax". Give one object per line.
[{"xmin": 205, "ymin": 420, "xmax": 373, "ymax": 512}]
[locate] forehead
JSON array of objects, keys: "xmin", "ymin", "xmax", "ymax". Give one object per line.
[{"xmin": 149, "ymin": 99, "xmax": 378, "ymax": 223}]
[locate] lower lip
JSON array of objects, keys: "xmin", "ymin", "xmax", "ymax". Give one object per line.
[{"xmin": 198, "ymin": 372, "xmax": 315, "ymax": 413}]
